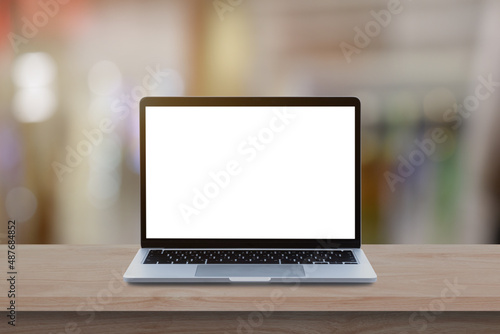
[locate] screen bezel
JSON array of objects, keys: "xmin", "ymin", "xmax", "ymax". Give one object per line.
[{"xmin": 140, "ymin": 97, "xmax": 361, "ymax": 249}]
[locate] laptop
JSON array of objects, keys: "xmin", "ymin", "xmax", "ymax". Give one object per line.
[{"xmin": 123, "ymin": 97, "xmax": 377, "ymax": 283}]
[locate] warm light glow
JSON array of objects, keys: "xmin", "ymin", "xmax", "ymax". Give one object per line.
[
  {"xmin": 12, "ymin": 52, "xmax": 57, "ymax": 88},
  {"xmin": 12, "ymin": 88, "xmax": 57, "ymax": 123}
]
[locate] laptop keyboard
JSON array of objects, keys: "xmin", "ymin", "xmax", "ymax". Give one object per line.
[{"xmin": 144, "ymin": 250, "xmax": 357, "ymax": 265}]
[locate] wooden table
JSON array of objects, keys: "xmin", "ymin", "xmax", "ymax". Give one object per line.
[{"xmin": 2, "ymin": 245, "xmax": 500, "ymax": 333}]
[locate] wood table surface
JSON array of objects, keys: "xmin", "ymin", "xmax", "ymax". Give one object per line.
[{"xmin": 2, "ymin": 244, "xmax": 499, "ymax": 312}]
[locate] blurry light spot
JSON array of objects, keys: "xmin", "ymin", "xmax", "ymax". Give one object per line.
[
  {"xmin": 5, "ymin": 187, "xmax": 37, "ymax": 222},
  {"xmin": 149, "ymin": 69, "xmax": 184, "ymax": 96},
  {"xmin": 12, "ymin": 88, "xmax": 57, "ymax": 123},
  {"xmin": 424, "ymin": 88, "xmax": 457, "ymax": 122},
  {"xmin": 88, "ymin": 60, "xmax": 122, "ymax": 96},
  {"xmin": 12, "ymin": 52, "xmax": 57, "ymax": 88}
]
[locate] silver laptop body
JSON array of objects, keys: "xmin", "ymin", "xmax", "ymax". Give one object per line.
[{"xmin": 124, "ymin": 97, "xmax": 377, "ymax": 283}]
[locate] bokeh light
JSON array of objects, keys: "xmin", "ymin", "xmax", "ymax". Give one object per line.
[
  {"xmin": 5, "ymin": 187, "xmax": 38, "ymax": 223},
  {"xmin": 12, "ymin": 87, "xmax": 57, "ymax": 123},
  {"xmin": 11, "ymin": 52, "xmax": 57, "ymax": 88},
  {"xmin": 1, "ymin": 0, "xmax": 499, "ymax": 244}
]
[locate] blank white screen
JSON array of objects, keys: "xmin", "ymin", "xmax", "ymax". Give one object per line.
[{"xmin": 146, "ymin": 106, "xmax": 355, "ymax": 239}]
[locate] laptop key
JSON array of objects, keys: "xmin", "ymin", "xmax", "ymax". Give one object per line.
[{"xmin": 144, "ymin": 250, "xmax": 357, "ymax": 265}]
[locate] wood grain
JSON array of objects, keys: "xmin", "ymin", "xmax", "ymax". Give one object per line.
[
  {"xmin": 6, "ymin": 312, "xmax": 500, "ymax": 334},
  {"xmin": 1, "ymin": 244, "xmax": 499, "ymax": 312}
]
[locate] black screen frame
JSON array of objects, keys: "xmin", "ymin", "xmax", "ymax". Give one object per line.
[{"xmin": 140, "ymin": 97, "xmax": 361, "ymax": 249}]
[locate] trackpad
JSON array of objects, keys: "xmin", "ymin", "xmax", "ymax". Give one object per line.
[{"xmin": 195, "ymin": 264, "xmax": 305, "ymax": 277}]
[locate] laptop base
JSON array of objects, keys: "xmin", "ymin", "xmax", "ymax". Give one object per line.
[{"xmin": 124, "ymin": 248, "xmax": 377, "ymax": 283}]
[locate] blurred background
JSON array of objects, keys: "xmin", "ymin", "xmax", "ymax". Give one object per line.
[{"xmin": 1, "ymin": 0, "xmax": 500, "ymax": 244}]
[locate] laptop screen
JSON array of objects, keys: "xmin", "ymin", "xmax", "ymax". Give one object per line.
[{"xmin": 144, "ymin": 103, "xmax": 357, "ymax": 240}]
